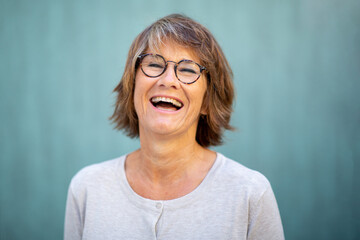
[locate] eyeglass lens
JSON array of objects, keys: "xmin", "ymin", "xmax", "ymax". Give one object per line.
[{"xmin": 141, "ymin": 54, "xmax": 202, "ymax": 84}]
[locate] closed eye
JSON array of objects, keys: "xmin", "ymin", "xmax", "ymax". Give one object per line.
[
  {"xmin": 148, "ymin": 63, "xmax": 164, "ymax": 68},
  {"xmin": 178, "ymin": 68, "xmax": 197, "ymax": 74}
]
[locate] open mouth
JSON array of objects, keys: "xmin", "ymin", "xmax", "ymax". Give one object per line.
[{"xmin": 150, "ymin": 96, "xmax": 183, "ymax": 111}]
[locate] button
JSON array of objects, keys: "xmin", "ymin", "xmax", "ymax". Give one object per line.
[{"xmin": 156, "ymin": 202, "xmax": 162, "ymax": 209}]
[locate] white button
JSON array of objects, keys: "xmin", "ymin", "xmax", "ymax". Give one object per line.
[{"xmin": 156, "ymin": 202, "xmax": 162, "ymax": 209}]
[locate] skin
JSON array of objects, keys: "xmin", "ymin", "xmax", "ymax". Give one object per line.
[{"xmin": 125, "ymin": 41, "xmax": 217, "ymax": 200}]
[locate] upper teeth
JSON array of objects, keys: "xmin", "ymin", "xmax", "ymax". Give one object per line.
[{"xmin": 151, "ymin": 97, "xmax": 183, "ymax": 108}]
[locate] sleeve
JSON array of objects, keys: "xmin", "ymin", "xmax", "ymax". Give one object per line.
[
  {"xmin": 64, "ymin": 183, "xmax": 83, "ymax": 240},
  {"xmin": 247, "ymin": 185, "xmax": 285, "ymax": 240}
]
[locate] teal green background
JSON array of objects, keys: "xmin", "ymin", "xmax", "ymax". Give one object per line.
[{"xmin": 1, "ymin": 0, "xmax": 359, "ymax": 239}]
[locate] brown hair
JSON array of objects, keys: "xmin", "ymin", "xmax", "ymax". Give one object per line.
[{"xmin": 110, "ymin": 14, "xmax": 234, "ymax": 147}]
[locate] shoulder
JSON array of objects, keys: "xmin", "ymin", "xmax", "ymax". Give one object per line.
[
  {"xmin": 215, "ymin": 153, "xmax": 271, "ymax": 198},
  {"xmin": 69, "ymin": 155, "xmax": 126, "ymax": 194}
]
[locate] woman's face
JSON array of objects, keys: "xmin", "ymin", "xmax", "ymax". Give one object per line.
[{"xmin": 133, "ymin": 41, "xmax": 207, "ymax": 140}]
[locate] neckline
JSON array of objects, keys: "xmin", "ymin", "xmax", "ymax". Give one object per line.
[{"xmin": 116, "ymin": 152, "xmax": 223, "ymax": 210}]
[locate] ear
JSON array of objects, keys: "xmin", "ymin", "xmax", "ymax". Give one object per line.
[
  {"xmin": 200, "ymin": 107, "xmax": 208, "ymax": 115},
  {"xmin": 200, "ymin": 90, "xmax": 209, "ymax": 115}
]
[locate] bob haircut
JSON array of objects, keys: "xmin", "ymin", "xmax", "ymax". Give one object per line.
[{"xmin": 110, "ymin": 14, "xmax": 234, "ymax": 147}]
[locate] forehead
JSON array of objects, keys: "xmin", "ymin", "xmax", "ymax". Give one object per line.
[{"xmin": 146, "ymin": 40, "xmax": 200, "ymax": 63}]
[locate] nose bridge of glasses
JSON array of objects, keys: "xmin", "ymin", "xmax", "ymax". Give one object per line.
[
  {"xmin": 165, "ymin": 60, "xmax": 178, "ymax": 68},
  {"xmin": 158, "ymin": 60, "xmax": 177, "ymax": 82},
  {"xmin": 164, "ymin": 60, "xmax": 178, "ymax": 74}
]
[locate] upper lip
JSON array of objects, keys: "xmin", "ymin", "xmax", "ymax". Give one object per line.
[{"xmin": 150, "ymin": 95, "xmax": 184, "ymax": 108}]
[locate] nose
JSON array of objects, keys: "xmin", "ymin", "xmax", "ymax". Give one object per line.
[{"xmin": 157, "ymin": 61, "xmax": 180, "ymax": 89}]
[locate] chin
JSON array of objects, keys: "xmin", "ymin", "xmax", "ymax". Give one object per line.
[{"xmin": 151, "ymin": 124, "xmax": 179, "ymax": 135}]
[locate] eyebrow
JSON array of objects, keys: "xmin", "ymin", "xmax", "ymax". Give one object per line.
[{"xmin": 149, "ymin": 53, "xmax": 198, "ymax": 63}]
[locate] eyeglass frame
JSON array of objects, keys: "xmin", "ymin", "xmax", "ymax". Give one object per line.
[{"xmin": 137, "ymin": 53, "xmax": 207, "ymax": 85}]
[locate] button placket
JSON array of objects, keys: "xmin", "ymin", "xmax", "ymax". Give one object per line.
[
  {"xmin": 155, "ymin": 202, "xmax": 162, "ymax": 209},
  {"xmin": 154, "ymin": 201, "xmax": 164, "ymax": 237}
]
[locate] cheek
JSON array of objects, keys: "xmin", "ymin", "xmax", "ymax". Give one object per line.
[
  {"xmin": 133, "ymin": 82, "xmax": 140, "ymax": 100},
  {"xmin": 133, "ymin": 79, "xmax": 144, "ymax": 113},
  {"xmin": 133, "ymin": 75, "xmax": 153, "ymax": 114},
  {"xmin": 195, "ymin": 80, "xmax": 207, "ymax": 105},
  {"xmin": 133, "ymin": 86, "xmax": 144, "ymax": 113},
  {"xmin": 197, "ymin": 81, "xmax": 208, "ymax": 114}
]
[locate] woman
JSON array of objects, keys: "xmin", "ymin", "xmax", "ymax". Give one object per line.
[{"xmin": 64, "ymin": 14, "xmax": 284, "ymax": 240}]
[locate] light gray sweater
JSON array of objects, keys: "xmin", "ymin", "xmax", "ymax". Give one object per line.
[{"xmin": 64, "ymin": 153, "xmax": 284, "ymax": 240}]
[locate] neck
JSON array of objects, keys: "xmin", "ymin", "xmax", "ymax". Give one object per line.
[
  {"xmin": 137, "ymin": 131, "xmax": 205, "ymax": 183},
  {"xmin": 125, "ymin": 126, "xmax": 216, "ymax": 200}
]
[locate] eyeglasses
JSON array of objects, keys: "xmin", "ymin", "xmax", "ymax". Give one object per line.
[{"xmin": 138, "ymin": 53, "xmax": 206, "ymax": 84}]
